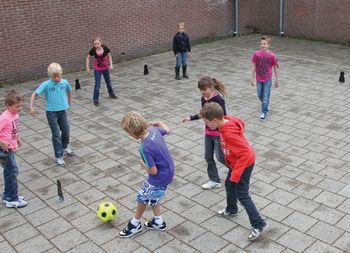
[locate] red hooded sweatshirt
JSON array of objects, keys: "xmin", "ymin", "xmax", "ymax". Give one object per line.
[{"xmin": 219, "ymin": 116, "xmax": 256, "ymax": 183}]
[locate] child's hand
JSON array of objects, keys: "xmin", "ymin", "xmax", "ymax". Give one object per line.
[
  {"xmin": 0, "ymin": 141, "xmax": 10, "ymax": 152},
  {"xmin": 30, "ymin": 107, "xmax": 37, "ymax": 117},
  {"xmin": 175, "ymin": 54, "xmax": 178, "ymax": 58},
  {"xmin": 109, "ymin": 65, "xmax": 114, "ymax": 70},
  {"xmin": 188, "ymin": 52, "xmax": 191, "ymax": 57},
  {"xmin": 17, "ymin": 138, "xmax": 22, "ymax": 148},
  {"xmin": 182, "ymin": 117, "xmax": 189, "ymax": 123},
  {"xmin": 148, "ymin": 121, "xmax": 160, "ymax": 127},
  {"xmin": 86, "ymin": 68, "xmax": 91, "ymax": 74},
  {"xmin": 250, "ymin": 80, "xmax": 255, "ymax": 87},
  {"xmin": 275, "ymin": 79, "xmax": 280, "ymax": 88}
]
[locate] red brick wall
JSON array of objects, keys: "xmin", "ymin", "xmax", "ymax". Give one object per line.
[{"xmin": 1, "ymin": 0, "xmax": 233, "ymax": 83}]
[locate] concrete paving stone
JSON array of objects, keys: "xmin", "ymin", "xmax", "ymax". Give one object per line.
[
  {"xmin": 17, "ymin": 169, "xmax": 43, "ymax": 183},
  {"xmin": 67, "ymin": 241, "xmax": 104, "ymax": 253},
  {"xmin": 154, "ymin": 239, "xmax": 195, "ymax": 253},
  {"xmin": 307, "ymin": 221, "xmax": 344, "ymax": 244},
  {"xmin": 75, "ymin": 188, "xmax": 106, "ymax": 205},
  {"xmin": 335, "ymin": 214, "xmax": 350, "ymax": 233},
  {"xmin": 161, "ymin": 210, "xmax": 187, "ymax": 230},
  {"xmin": 58, "ymin": 202, "xmax": 91, "ymax": 222},
  {"xmin": 245, "ymin": 238, "xmax": 286, "ymax": 253},
  {"xmin": 310, "ymin": 205, "xmax": 345, "ymax": 225},
  {"xmin": 301, "ymin": 151, "xmax": 328, "ymax": 163},
  {"xmin": 261, "ymin": 203, "xmax": 294, "ymax": 222},
  {"xmin": 191, "ymin": 190, "xmax": 224, "ymax": 208},
  {"xmin": 3, "ymin": 222, "xmax": 39, "ymax": 245},
  {"xmin": 333, "ymin": 232, "xmax": 350, "ymax": 252},
  {"xmin": 102, "ymin": 237, "xmax": 141, "ymax": 253},
  {"xmin": 92, "ymin": 158, "xmax": 120, "ymax": 171},
  {"xmin": 295, "ymin": 171, "xmax": 324, "ymax": 186},
  {"xmin": 254, "ymin": 169, "xmax": 281, "ymax": 183},
  {"xmin": 118, "ymin": 171, "xmax": 146, "ymax": 187},
  {"xmin": 337, "ymin": 199, "xmax": 350, "ymax": 215},
  {"xmin": 35, "ymin": 184, "xmax": 59, "ymax": 200},
  {"xmin": 24, "ymin": 176, "xmax": 54, "ymax": 191},
  {"xmin": 316, "ymin": 178, "xmax": 346, "ymax": 193},
  {"xmin": 54, "ymin": 172, "xmax": 81, "ymax": 187},
  {"xmin": 70, "ymin": 211, "xmax": 104, "ymax": 233},
  {"xmin": 51, "ymin": 229, "xmax": 89, "ymax": 252},
  {"xmin": 222, "ymin": 225, "xmax": 252, "ymax": 249},
  {"xmin": 297, "ymin": 160, "xmax": 327, "ymax": 174},
  {"xmin": 270, "ymin": 140, "xmax": 292, "ymax": 151},
  {"xmin": 277, "ymin": 229, "xmax": 315, "ymax": 252},
  {"xmin": 304, "ymin": 240, "xmax": 344, "ymax": 253},
  {"xmin": 200, "ymin": 215, "xmax": 237, "ymax": 236},
  {"xmin": 313, "ymin": 190, "xmax": 346, "ymax": 208},
  {"xmin": 168, "ymin": 221, "xmax": 206, "ymax": 243},
  {"xmin": 0, "ymin": 211, "xmax": 28, "ymax": 232},
  {"xmin": 90, "ymin": 176, "xmax": 120, "ymax": 191},
  {"xmin": 338, "ymin": 185, "xmax": 350, "ymax": 198},
  {"xmin": 266, "ymin": 189, "xmax": 298, "ymax": 206},
  {"xmin": 0, "ymin": 241, "xmax": 17, "ymax": 253},
  {"xmin": 250, "ymin": 180, "xmax": 277, "ymax": 197},
  {"xmin": 318, "ymin": 166, "xmax": 348, "ymax": 181},
  {"xmin": 271, "ymin": 176, "xmax": 301, "ymax": 191},
  {"xmin": 174, "ymin": 182, "xmax": 203, "ymax": 198},
  {"xmin": 79, "ymin": 168, "xmax": 106, "ymax": 183},
  {"xmin": 276, "ymin": 165, "xmax": 303, "ymax": 179},
  {"xmin": 288, "ymin": 197, "xmax": 321, "ymax": 215},
  {"xmin": 339, "ymin": 172, "xmax": 350, "ymax": 184},
  {"xmin": 15, "ymin": 235, "xmax": 54, "ymax": 253},
  {"xmin": 85, "ymin": 225, "xmax": 119, "ymax": 246},
  {"xmin": 36, "ymin": 216, "xmax": 73, "ymax": 239},
  {"xmin": 190, "ymin": 231, "xmax": 229, "ymax": 253},
  {"xmin": 174, "ymin": 163, "xmax": 198, "ymax": 178},
  {"xmin": 64, "ymin": 180, "xmax": 92, "ymax": 195},
  {"xmin": 134, "ymin": 230, "xmax": 174, "ymax": 251},
  {"xmin": 181, "ymin": 203, "xmax": 215, "ymax": 224},
  {"xmin": 282, "ymin": 211, "xmax": 318, "ymax": 233},
  {"xmin": 292, "ymin": 183, "xmax": 323, "ymax": 200},
  {"xmin": 321, "ymin": 157, "xmax": 345, "ymax": 169}
]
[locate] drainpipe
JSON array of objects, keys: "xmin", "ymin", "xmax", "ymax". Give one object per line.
[
  {"xmin": 279, "ymin": 0, "xmax": 285, "ymax": 36},
  {"xmin": 233, "ymin": 0, "xmax": 239, "ymax": 36}
]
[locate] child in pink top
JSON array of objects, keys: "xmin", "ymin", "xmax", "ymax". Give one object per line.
[
  {"xmin": 86, "ymin": 37, "xmax": 117, "ymax": 106},
  {"xmin": 251, "ymin": 36, "xmax": 280, "ymax": 121},
  {"xmin": 183, "ymin": 76, "xmax": 227, "ymax": 190},
  {"xmin": 0, "ymin": 90, "xmax": 27, "ymax": 208}
]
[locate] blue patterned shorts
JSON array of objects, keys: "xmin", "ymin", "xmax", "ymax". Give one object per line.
[{"xmin": 137, "ymin": 181, "xmax": 167, "ymax": 206}]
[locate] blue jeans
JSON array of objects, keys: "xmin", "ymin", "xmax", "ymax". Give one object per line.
[
  {"xmin": 93, "ymin": 70, "xmax": 115, "ymax": 101},
  {"xmin": 176, "ymin": 52, "xmax": 188, "ymax": 67},
  {"xmin": 205, "ymin": 135, "xmax": 226, "ymax": 183},
  {"xmin": 225, "ymin": 163, "xmax": 265, "ymax": 229},
  {"xmin": 46, "ymin": 110, "xmax": 70, "ymax": 159},
  {"xmin": 2, "ymin": 151, "xmax": 19, "ymax": 201},
  {"xmin": 256, "ymin": 79, "xmax": 272, "ymax": 114}
]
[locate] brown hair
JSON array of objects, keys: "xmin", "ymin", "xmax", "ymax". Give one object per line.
[
  {"xmin": 200, "ymin": 102, "xmax": 224, "ymax": 121},
  {"xmin": 5, "ymin": 90, "xmax": 24, "ymax": 106},
  {"xmin": 260, "ymin": 36, "xmax": 271, "ymax": 44},
  {"xmin": 121, "ymin": 111, "xmax": 148, "ymax": 138},
  {"xmin": 198, "ymin": 76, "xmax": 227, "ymax": 97}
]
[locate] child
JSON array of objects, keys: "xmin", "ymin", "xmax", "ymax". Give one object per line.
[
  {"xmin": 30, "ymin": 63, "xmax": 73, "ymax": 166},
  {"xmin": 0, "ymin": 90, "xmax": 27, "ymax": 208},
  {"xmin": 200, "ymin": 102, "xmax": 267, "ymax": 241},
  {"xmin": 119, "ymin": 112, "xmax": 174, "ymax": 238},
  {"xmin": 250, "ymin": 36, "xmax": 279, "ymax": 121},
  {"xmin": 86, "ymin": 37, "xmax": 117, "ymax": 106},
  {"xmin": 173, "ymin": 22, "xmax": 191, "ymax": 80},
  {"xmin": 183, "ymin": 76, "xmax": 227, "ymax": 189}
]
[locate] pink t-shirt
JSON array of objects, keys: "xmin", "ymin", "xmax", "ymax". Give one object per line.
[
  {"xmin": 252, "ymin": 50, "xmax": 279, "ymax": 82},
  {"xmin": 89, "ymin": 46, "xmax": 110, "ymax": 71},
  {"xmin": 0, "ymin": 110, "xmax": 19, "ymax": 151}
]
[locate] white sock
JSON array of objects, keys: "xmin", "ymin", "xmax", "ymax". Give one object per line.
[
  {"xmin": 131, "ymin": 217, "xmax": 140, "ymax": 226},
  {"xmin": 154, "ymin": 215, "xmax": 163, "ymax": 225}
]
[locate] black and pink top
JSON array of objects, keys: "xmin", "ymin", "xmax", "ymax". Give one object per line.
[{"xmin": 89, "ymin": 46, "xmax": 110, "ymax": 71}]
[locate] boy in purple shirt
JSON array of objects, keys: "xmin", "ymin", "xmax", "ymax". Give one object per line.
[
  {"xmin": 251, "ymin": 36, "xmax": 280, "ymax": 122},
  {"xmin": 119, "ymin": 112, "xmax": 174, "ymax": 238}
]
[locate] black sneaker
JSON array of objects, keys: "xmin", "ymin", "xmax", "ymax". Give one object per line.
[
  {"xmin": 119, "ymin": 221, "xmax": 142, "ymax": 238},
  {"xmin": 109, "ymin": 94, "xmax": 118, "ymax": 99},
  {"xmin": 94, "ymin": 101, "xmax": 99, "ymax": 106},
  {"xmin": 248, "ymin": 221, "xmax": 268, "ymax": 241},
  {"xmin": 144, "ymin": 218, "xmax": 167, "ymax": 230}
]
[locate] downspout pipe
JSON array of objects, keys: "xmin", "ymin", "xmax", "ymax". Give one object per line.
[
  {"xmin": 233, "ymin": 0, "xmax": 239, "ymax": 36},
  {"xmin": 279, "ymin": 0, "xmax": 285, "ymax": 36}
]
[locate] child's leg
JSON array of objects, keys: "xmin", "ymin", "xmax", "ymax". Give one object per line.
[
  {"xmin": 225, "ymin": 170, "xmax": 238, "ymax": 213},
  {"xmin": 204, "ymin": 135, "xmax": 220, "ymax": 183},
  {"xmin": 57, "ymin": 111, "xmax": 70, "ymax": 150},
  {"xmin": 182, "ymin": 52, "xmax": 188, "ymax": 77},
  {"xmin": 213, "ymin": 135, "xmax": 227, "ymax": 167},
  {"xmin": 2, "ymin": 152, "xmax": 18, "ymax": 201},
  {"xmin": 261, "ymin": 80, "xmax": 272, "ymax": 114},
  {"xmin": 151, "ymin": 203, "xmax": 161, "ymax": 216},
  {"xmin": 134, "ymin": 202, "xmax": 147, "ymax": 219},
  {"xmin": 93, "ymin": 70, "xmax": 102, "ymax": 101},
  {"xmin": 102, "ymin": 70, "xmax": 115, "ymax": 96},
  {"xmin": 176, "ymin": 53, "xmax": 182, "ymax": 68},
  {"xmin": 235, "ymin": 164, "xmax": 265, "ymax": 229},
  {"xmin": 256, "ymin": 81, "xmax": 263, "ymax": 104},
  {"xmin": 46, "ymin": 111, "xmax": 64, "ymax": 159}
]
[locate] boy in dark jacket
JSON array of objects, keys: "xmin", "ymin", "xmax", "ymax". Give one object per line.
[
  {"xmin": 173, "ymin": 22, "xmax": 191, "ymax": 80},
  {"xmin": 200, "ymin": 102, "xmax": 267, "ymax": 241}
]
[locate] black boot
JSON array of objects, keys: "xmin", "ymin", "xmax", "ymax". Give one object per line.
[
  {"xmin": 175, "ymin": 67, "xmax": 181, "ymax": 80},
  {"xmin": 182, "ymin": 65, "xmax": 189, "ymax": 78}
]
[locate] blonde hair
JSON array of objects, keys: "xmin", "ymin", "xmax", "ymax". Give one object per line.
[
  {"xmin": 47, "ymin": 63, "xmax": 63, "ymax": 77},
  {"xmin": 121, "ymin": 112, "xmax": 148, "ymax": 138},
  {"xmin": 198, "ymin": 76, "xmax": 227, "ymax": 97},
  {"xmin": 200, "ymin": 102, "xmax": 224, "ymax": 121},
  {"xmin": 5, "ymin": 90, "xmax": 24, "ymax": 106}
]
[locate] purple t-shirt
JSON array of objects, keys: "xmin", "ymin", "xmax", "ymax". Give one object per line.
[
  {"xmin": 139, "ymin": 127, "xmax": 174, "ymax": 187},
  {"xmin": 252, "ymin": 50, "xmax": 279, "ymax": 82}
]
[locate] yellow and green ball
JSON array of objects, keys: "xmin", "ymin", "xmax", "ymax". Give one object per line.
[{"xmin": 96, "ymin": 202, "xmax": 117, "ymax": 222}]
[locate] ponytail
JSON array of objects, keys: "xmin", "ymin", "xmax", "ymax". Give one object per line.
[{"xmin": 211, "ymin": 77, "xmax": 227, "ymax": 97}]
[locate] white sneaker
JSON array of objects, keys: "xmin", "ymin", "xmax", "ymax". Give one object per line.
[
  {"xmin": 2, "ymin": 196, "xmax": 25, "ymax": 204},
  {"xmin": 64, "ymin": 148, "xmax": 73, "ymax": 156},
  {"xmin": 201, "ymin": 180, "xmax": 221, "ymax": 189},
  {"xmin": 3, "ymin": 198, "xmax": 27, "ymax": 208},
  {"xmin": 56, "ymin": 157, "xmax": 66, "ymax": 166},
  {"xmin": 259, "ymin": 113, "xmax": 267, "ymax": 122}
]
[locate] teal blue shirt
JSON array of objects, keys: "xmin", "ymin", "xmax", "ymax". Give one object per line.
[{"xmin": 35, "ymin": 79, "xmax": 72, "ymax": 112}]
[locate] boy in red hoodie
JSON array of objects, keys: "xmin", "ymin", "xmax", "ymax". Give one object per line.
[{"xmin": 200, "ymin": 102, "xmax": 267, "ymax": 241}]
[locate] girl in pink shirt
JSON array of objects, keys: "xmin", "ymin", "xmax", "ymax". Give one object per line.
[
  {"xmin": 0, "ymin": 90, "xmax": 27, "ymax": 208},
  {"xmin": 86, "ymin": 37, "xmax": 117, "ymax": 106}
]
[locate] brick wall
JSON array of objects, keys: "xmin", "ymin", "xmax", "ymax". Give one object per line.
[
  {"xmin": 1, "ymin": 0, "xmax": 233, "ymax": 83},
  {"xmin": 1, "ymin": 0, "xmax": 349, "ymax": 83}
]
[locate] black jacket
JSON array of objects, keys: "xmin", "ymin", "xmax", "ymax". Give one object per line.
[{"xmin": 173, "ymin": 32, "xmax": 191, "ymax": 55}]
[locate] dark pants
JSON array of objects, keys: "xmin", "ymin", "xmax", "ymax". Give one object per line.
[
  {"xmin": 93, "ymin": 69, "xmax": 115, "ymax": 101},
  {"xmin": 204, "ymin": 135, "xmax": 226, "ymax": 183},
  {"xmin": 46, "ymin": 110, "xmax": 70, "ymax": 159},
  {"xmin": 225, "ymin": 163, "xmax": 265, "ymax": 229},
  {"xmin": 2, "ymin": 151, "xmax": 19, "ymax": 201}
]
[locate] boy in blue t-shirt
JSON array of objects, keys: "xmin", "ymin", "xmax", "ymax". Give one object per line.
[
  {"xmin": 119, "ymin": 111, "xmax": 174, "ymax": 238},
  {"xmin": 30, "ymin": 63, "xmax": 73, "ymax": 166}
]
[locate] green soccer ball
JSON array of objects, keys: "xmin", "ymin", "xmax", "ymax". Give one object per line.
[{"xmin": 96, "ymin": 202, "xmax": 118, "ymax": 222}]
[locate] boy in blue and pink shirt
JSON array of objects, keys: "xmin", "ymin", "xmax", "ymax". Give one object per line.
[
  {"xmin": 119, "ymin": 111, "xmax": 174, "ymax": 238},
  {"xmin": 251, "ymin": 36, "xmax": 280, "ymax": 121},
  {"xmin": 0, "ymin": 90, "xmax": 27, "ymax": 208}
]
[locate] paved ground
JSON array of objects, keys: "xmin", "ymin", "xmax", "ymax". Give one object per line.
[{"xmin": 1, "ymin": 34, "xmax": 350, "ymax": 253}]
